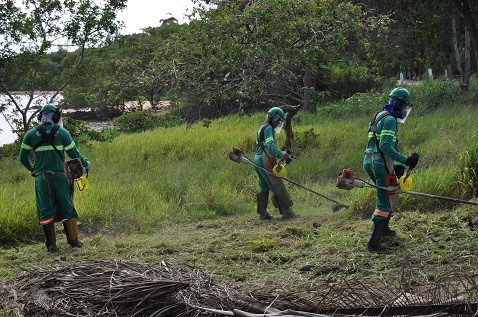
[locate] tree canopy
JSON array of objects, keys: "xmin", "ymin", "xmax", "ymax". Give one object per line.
[
  {"xmin": 0, "ymin": 0, "xmax": 127, "ymax": 133},
  {"xmin": 2, "ymin": 0, "xmax": 478, "ymax": 136}
]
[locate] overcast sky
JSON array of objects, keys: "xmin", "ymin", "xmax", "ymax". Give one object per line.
[{"xmin": 116, "ymin": 0, "xmax": 197, "ymax": 35}]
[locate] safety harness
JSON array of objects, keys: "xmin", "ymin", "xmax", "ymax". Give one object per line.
[
  {"xmin": 33, "ymin": 125, "xmax": 63, "ymax": 160},
  {"xmin": 369, "ymin": 111, "xmax": 401, "ymax": 194},
  {"xmin": 257, "ymin": 124, "xmax": 277, "ymax": 165},
  {"xmin": 32, "ymin": 125, "xmax": 84, "ymax": 181},
  {"xmin": 369, "ymin": 111, "xmax": 393, "ymax": 174}
]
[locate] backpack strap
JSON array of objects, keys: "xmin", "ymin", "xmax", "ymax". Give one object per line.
[
  {"xmin": 32, "ymin": 125, "xmax": 64, "ymax": 161},
  {"xmin": 369, "ymin": 111, "xmax": 392, "ymax": 174},
  {"xmin": 256, "ymin": 124, "xmax": 269, "ymax": 149},
  {"xmin": 369, "ymin": 111, "xmax": 391, "ymax": 133},
  {"xmin": 257, "ymin": 124, "xmax": 276, "ymax": 162}
]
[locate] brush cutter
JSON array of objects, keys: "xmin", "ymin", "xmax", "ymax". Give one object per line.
[
  {"xmin": 336, "ymin": 168, "xmax": 478, "ymax": 206},
  {"xmin": 228, "ymin": 147, "xmax": 349, "ymax": 212}
]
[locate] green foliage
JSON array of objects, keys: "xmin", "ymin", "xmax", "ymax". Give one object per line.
[
  {"xmin": 113, "ymin": 111, "xmax": 184, "ymax": 133},
  {"xmin": 326, "ymin": 62, "xmax": 381, "ymax": 100},
  {"xmin": 113, "ymin": 111, "xmax": 158, "ymax": 133},
  {"xmin": 411, "ymin": 78, "xmax": 464, "ymax": 112},
  {"xmin": 167, "ymin": 0, "xmax": 379, "ymax": 120},
  {"xmin": 315, "ymin": 91, "xmax": 385, "ymax": 120},
  {"xmin": 460, "ymin": 142, "xmax": 478, "ymax": 198},
  {"xmin": 0, "ymin": 0, "xmax": 127, "ymax": 133},
  {"xmin": 293, "ymin": 128, "xmax": 320, "ymax": 150},
  {"xmin": 1, "ymin": 85, "xmax": 478, "ymax": 247},
  {"xmin": 64, "ymin": 117, "xmax": 120, "ymax": 144},
  {"xmin": 0, "ymin": 140, "xmax": 22, "ymax": 160}
]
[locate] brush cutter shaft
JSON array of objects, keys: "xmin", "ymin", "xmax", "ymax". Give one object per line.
[
  {"xmin": 279, "ymin": 174, "xmax": 345, "ymax": 205},
  {"xmin": 229, "ymin": 148, "xmax": 348, "ymax": 207},
  {"xmin": 245, "ymin": 155, "xmax": 342, "ymax": 205},
  {"xmin": 403, "ymin": 191, "xmax": 478, "ymax": 205},
  {"xmin": 355, "ymin": 178, "xmax": 478, "ymax": 205},
  {"xmin": 337, "ymin": 168, "xmax": 478, "ymax": 206}
]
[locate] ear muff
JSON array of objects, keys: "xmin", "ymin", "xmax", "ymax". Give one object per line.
[
  {"xmin": 52, "ymin": 108, "xmax": 61, "ymax": 123},
  {"xmin": 267, "ymin": 113, "xmax": 281, "ymax": 124}
]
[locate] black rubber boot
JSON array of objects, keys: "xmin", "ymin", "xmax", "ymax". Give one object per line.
[
  {"xmin": 281, "ymin": 208, "xmax": 297, "ymax": 220},
  {"xmin": 271, "ymin": 194, "xmax": 281, "ymax": 214},
  {"xmin": 42, "ymin": 222, "xmax": 58, "ymax": 253},
  {"xmin": 384, "ymin": 217, "xmax": 397, "ymax": 237},
  {"xmin": 63, "ymin": 218, "xmax": 83, "ymax": 248},
  {"xmin": 257, "ymin": 192, "xmax": 272, "ymax": 220},
  {"xmin": 367, "ymin": 220, "xmax": 387, "ymax": 252},
  {"xmin": 272, "ymin": 194, "xmax": 296, "ymax": 220}
]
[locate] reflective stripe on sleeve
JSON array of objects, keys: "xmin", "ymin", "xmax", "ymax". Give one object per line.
[
  {"xmin": 381, "ymin": 129, "xmax": 397, "ymax": 138},
  {"xmin": 64, "ymin": 141, "xmax": 76, "ymax": 151},
  {"xmin": 21, "ymin": 143, "xmax": 32, "ymax": 150}
]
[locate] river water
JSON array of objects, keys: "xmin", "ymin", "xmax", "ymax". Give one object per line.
[
  {"xmin": 0, "ymin": 92, "xmax": 59, "ymax": 146},
  {"xmin": 0, "ymin": 93, "xmax": 113, "ymax": 146}
]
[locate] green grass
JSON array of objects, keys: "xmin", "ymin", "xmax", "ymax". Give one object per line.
[{"xmin": 1, "ymin": 78, "xmax": 478, "ymax": 292}]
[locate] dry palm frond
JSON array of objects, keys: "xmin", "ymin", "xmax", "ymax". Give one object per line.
[{"xmin": 0, "ymin": 259, "xmax": 477, "ymax": 317}]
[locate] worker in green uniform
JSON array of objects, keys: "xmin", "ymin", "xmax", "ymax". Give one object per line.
[
  {"xmin": 363, "ymin": 88, "xmax": 419, "ymax": 252},
  {"xmin": 19, "ymin": 104, "xmax": 90, "ymax": 252},
  {"xmin": 254, "ymin": 107, "xmax": 296, "ymax": 220}
]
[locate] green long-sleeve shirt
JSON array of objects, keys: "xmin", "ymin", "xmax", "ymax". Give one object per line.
[
  {"xmin": 365, "ymin": 111, "xmax": 407, "ymax": 164},
  {"xmin": 255, "ymin": 124, "xmax": 283, "ymax": 158},
  {"xmin": 19, "ymin": 123, "xmax": 90, "ymax": 174}
]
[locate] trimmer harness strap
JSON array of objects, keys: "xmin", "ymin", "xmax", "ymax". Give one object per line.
[
  {"xmin": 33, "ymin": 125, "xmax": 64, "ymax": 161},
  {"xmin": 369, "ymin": 111, "xmax": 392, "ymax": 174}
]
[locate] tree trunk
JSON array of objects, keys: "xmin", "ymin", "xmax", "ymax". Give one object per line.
[
  {"xmin": 302, "ymin": 67, "xmax": 317, "ymax": 113},
  {"xmin": 463, "ymin": 26, "xmax": 472, "ymax": 91},
  {"xmin": 453, "ymin": 0, "xmax": 478, "ymax": 75},
  {"xmin": 452, "ymin": 15, "xmax": 472, "ymax": 91},
  {"xmin": 452, "ymin": 16, "xmax": 464, "ymax": 80},
  {"xmin": 280, "ymin": 104, "xmax": 302, "ymax": 150}
]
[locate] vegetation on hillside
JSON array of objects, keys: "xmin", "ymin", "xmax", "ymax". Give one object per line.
[{"xmin": 0, "ymin": 80, "xmax": 477, "ymax": 294}]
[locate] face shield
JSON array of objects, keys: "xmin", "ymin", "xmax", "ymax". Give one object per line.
[
  {"xmin": 274, "ymin": 120, "xmax": 284, "ymax": 133},
  {"xmin": 397, "ymin": 106, "xmax": 412, "ymax": 123}
]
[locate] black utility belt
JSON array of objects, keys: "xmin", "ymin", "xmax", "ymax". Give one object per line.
[{"xmin": 34, "ymin": 171, "xmax": 64, "ymax": 178}]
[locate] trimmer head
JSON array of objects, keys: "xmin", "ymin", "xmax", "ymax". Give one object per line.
[
  {"xmin": 228, "ymin": 147, "xmax": 251, "ymax": 164},
  {"xmin": 332, "ymin": 204, "xmax": 349, "ymax": 212},
  {"xmin": 228, "ymin": 147, "xmax": 244, "ymax": 163}
]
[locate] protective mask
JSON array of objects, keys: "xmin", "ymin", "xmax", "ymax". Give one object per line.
[
  {"xmin": 40, "ymin": 112, "xmax": 55, "ymax": 124},
  {"xmin": 274, "ymin": 121, "xmax": 284, "ymax": 134},
  {"xmin": 397, "ymin": 107, "xmax": 412, "ymax": 123}
]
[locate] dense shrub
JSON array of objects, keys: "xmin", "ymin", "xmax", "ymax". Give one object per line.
[
  {"xmin": 113, "ymin": 111, "xmax": 161, "ymax": 133},
  {"xmin": 113, "ymin": 111, "xmax": 184, "ymax": 133}
]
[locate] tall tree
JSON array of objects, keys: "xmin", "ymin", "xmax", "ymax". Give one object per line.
[
  {"xmin": 171, "ymin": 0, "xmax": 373, "ymax": 120},
  {"xmin": 0, "ymin": 0, "xmax": 127, "ymax": 135},
  {"xmin": 453, "ymin": 0, "xmax": 478, "ymax": 76}
]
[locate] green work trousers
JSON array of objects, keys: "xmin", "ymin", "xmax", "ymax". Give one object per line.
[
  {"xmin": 35, "ymin": 172, "xmax": 77, "ymax": 223},
  {"xmin": 253, "ymin": 153, "xmax": 293, "ymax": 208},
  {"xmin": 363, "ymin": 154, "xmax": 391, "ymax": 222}
]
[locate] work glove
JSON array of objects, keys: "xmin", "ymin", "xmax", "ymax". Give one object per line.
[
  {"xmin": 405, "ymin": 152, "xmax": 419, "ymax": 169},
  {"xmin": 281, "ymin": 150, "xmax": 293, "ymax": 164},
  {"xmin": 394, "ymin": 165, "xmax": 405, "ymax": 178}
]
